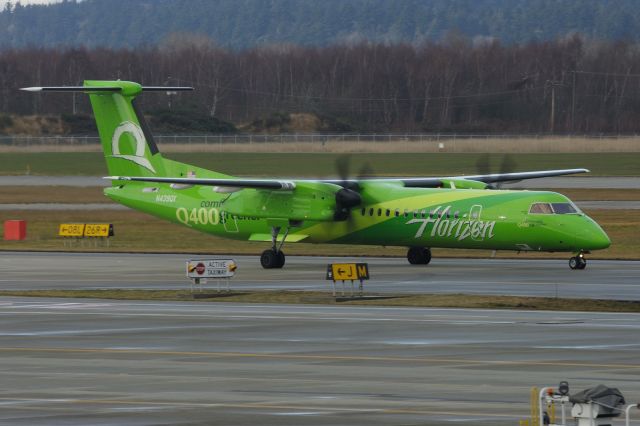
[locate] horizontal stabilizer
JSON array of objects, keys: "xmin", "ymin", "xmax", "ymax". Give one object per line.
[{"xmin": 21, "ymin": 86, "xmax": 193, "ymax": 92}]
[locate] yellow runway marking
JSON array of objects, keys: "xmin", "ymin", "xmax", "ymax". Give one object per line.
[{"xmin": 0, "ymin": 346, "xmax": 638, "ymax": 370}]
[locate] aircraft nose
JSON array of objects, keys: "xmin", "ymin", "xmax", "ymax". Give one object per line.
[{"xmin": 575, "ymin": 221, "xmax": 611, "ymax": 250}]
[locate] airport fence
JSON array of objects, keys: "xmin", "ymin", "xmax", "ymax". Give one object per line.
[{"xmin": 2, "ymin": 133, "xmax": 639, "ymax": 152}]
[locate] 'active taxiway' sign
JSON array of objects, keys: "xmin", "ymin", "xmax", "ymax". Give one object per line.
[{"xmin": 187, "ymin": 259, "xmax": 237, "ymax": 279}]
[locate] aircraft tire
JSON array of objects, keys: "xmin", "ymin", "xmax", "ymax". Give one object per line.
[
  {"xmin": 422, "ymin": 248, "xmax": 432, "ymax": 265},
  {"xmin": 276, "ymin": 251, "xmax": 286, "ymax": 268},
  {"xmin": 261, "ymin": 249, "xmax": 279, "ymax": 269},
  {"xmin": 569, "ymin": 256, "xmax": 586, "ymax": 270},
  {"xmin": 577, "ymin": 257, "xmax": 587, "ymax": 269},
  {"xmin": 407, "ymin": 247, "xmax": 431, "ymax": 265}
]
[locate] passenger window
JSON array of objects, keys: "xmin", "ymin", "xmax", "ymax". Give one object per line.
[
  {"xmin": 377, "ymin": 208, "xmax": 382, "ymax": 216},
  {"xmin": 395, "ymin": 209, "xmax": 400, "ymax": 217},
  {"xmin": 361, "ymin": 208, "xmax": 366, "ymax": 216},
  {"xmin": 529, "ymin": 203, "xmax": 553, "ymax": 214},
  {"xmin": 413, "ymin": 210, "xmax": 418, "ymax": 218},
  {"xmin": 385, "ymin": 209, "xmax": 390, "ymax": 217},
  {"xmin": 369, "ymin": 208, "xmax": 374, "ymax": 216},
  {"xmin": 421, "ymin": 209, "xmax": 426, "ymax": 218},
  {"xmin": 403, "ymin": 209, "xmax": 409, "ymax": 218}
]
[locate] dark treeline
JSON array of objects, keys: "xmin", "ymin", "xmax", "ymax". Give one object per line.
[{"xmin": 4, "ymin": 34, "xmax": 640, "ymax": 134}]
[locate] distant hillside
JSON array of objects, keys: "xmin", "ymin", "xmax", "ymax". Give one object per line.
[{"xmin": 1, "ymin": 0, "xmax": 640, "ymax": 49}]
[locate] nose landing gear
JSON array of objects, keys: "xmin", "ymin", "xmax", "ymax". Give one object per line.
[{"xmin": 569, "ymin": 253, "xmax": 587, "ymax": 270}]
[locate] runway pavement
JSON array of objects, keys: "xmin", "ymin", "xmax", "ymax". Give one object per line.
[
  {"xmin": 1, "ymin": 252, "xmax": 639, "ymax": 300},
  {"xmin": 0, "ymin": 298, "xmax": 638, "ymax": 425}
]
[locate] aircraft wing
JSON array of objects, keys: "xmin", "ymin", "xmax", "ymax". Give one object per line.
[
  {"xmin": 317, "ymin": 168, "xmax": 589, "ymax": 188},
  {"xmin": 108, "ymin": 168, "xmax": 588, "ymax": 190},
  {"xmin": 400, "ymin": 168, "xmax": 590, "ymax": 187}
]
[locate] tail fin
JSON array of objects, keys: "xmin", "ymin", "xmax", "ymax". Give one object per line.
[{"xmin": 22, "ymin": 81, "xmax": 192, "ymax": 177}]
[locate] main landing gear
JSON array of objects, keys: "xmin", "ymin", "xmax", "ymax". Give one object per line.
[
  {"xmin": 260, "ymin": 225, "xmax": 290, "ymax": 269},
  {"xmin": 569, "ymin": 253, "xmax": 587, "ymax": 270},
  {"xmin": 407, "ymin": 247, "xmax": 432, "ymax": 265}
]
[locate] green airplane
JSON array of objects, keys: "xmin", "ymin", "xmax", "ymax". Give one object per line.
[{"xmin": 22, "ymin": 80, "xmax": 610, "ymax": 270}]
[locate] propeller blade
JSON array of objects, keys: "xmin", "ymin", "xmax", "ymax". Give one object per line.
[
  {"xmin": 496, "ymin": 154, "xmax": 517, "ymax": 189},
  {"xmin": 333, "ymin": 155, "xmax": 363, "ymax": 223},
  {"xmin": 357, "ymin": 162, "xmax": 375, "ymax": 180},
  {"xmin": 334, "ymin": 188, "xmax": 362, "ymax": 221},
  {"xmin": 475, "ymin": 153, "xmax": 491, "ymax": 176},
  {"xmin": 336, "ymin": 155, "xmax": 351, "ymax": 183}
]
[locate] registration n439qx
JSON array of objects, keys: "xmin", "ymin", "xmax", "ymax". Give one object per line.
[{"xmin": 23, "ymin": 81, "xmax": 610, "ymax": 270}]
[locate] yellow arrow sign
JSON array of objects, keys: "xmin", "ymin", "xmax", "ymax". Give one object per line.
[
  {"xmin": 326, "ymin": 263, "xmax": 369, "ymax": 281},
  {"xmin": 331, "ymin": 263, "xmax": 358, "ymax": 281}
]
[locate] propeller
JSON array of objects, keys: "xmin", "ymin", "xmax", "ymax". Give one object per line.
[
  {"xmin": 333, "ymin": 155, "xmax": 365, "ymax": 221},
  {"xmin": 495, "ymin": 154, "xmax": 517, "ymax": 189},
  {"xmin": 475, "ymin": 153, "xmax": 518, "ymax": 189}
]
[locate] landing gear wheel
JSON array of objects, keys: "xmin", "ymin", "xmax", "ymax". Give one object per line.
[
  {"xmin": 261, "ymin": 249, "xmax": 285, "ymax": 269},
  {"xmin": 407, "ymin": 247, "xmax": 432, "ymax": 265},
  {"xmin": 569, "ymin": 256, "xmax": 587, "ymax": 270},
  {"xmin": 421, "ymin": 248, "xmax": 432, "ymax": 265}
]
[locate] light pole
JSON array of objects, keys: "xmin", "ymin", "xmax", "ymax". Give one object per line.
[{"xmin": 546, "ymin": 80, "xmax": 564, "ymax": 134}]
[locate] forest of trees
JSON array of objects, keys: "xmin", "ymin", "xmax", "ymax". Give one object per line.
[
  {"xmin": 2, "ymin": 0, "xmax": 640, "ymax": 49},
  {"xmin": 3, "ymin": 34, "xmax": 640, "ymax": 134}
]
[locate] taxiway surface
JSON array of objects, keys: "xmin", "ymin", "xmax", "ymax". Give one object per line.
[
  {"xmin": 1, "ymin": 252, "xmax": 638, "ymax": 300},
  {"xmin": 0, "ymin": 298, "xmax": 638, "ymax": 425}
]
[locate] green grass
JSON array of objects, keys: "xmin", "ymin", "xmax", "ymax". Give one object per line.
[
  {"xmin": 0, "ymin": 289, "xmax": 638, "ymax": 313},
  {"xmin": 1, "ymin": 152, "xmax": 638, "ymax": 176}
]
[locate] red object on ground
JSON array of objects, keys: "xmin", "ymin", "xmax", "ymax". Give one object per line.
[{"xmin": 4, "ymin": 220, "xmax": 27, "ymax": 240}]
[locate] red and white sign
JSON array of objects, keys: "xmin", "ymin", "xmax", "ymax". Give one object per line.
[{"xmin": 187, "ymin": 259, "xmax": 237, "ymax": 279}]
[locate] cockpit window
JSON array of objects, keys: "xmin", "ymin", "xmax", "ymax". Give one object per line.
[
  {"xmin": 529, "ymin": 203, "xmax": 553, "ymax": 214},
  {"xmin": 530, "ymin": 202, "xmax": 580, "ymax": 215},
  {"xmin": 551, "ymin": 203, "xmax": 579, "ymax": 214}
]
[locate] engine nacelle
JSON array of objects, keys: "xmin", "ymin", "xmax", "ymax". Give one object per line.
[{"xmin": 222, "ymin": 181, "xmax": 352, "ymax": 222}]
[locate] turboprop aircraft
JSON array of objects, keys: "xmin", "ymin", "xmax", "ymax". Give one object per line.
[{"xmin": 22, "ymin": 80, "xmax": 611, "ymax": 270}]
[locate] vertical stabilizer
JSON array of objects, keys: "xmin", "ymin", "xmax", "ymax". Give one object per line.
[{"xmin": 85, "ymin": 80, "xmax": 166, "ymax": 177}]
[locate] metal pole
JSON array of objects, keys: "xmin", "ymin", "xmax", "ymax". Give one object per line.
[
  {"xmin": 571, "ymin": 71, "xmax": 576, "ymax": 133},
  {"xmin": 538, "ymin": 387, "xmax": 549, "ymax": 426},
  {"xmin": 625, "ymin": 403, "xmax": 637, "ymax": 426},
  {"xmin": 550, "ymin": 85, "xmax": 555, "ymax": 134}
]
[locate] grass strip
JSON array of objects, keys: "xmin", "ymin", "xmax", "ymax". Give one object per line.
[
  {"xmin": 0, "ymin": 289, "xmax": 638, "ymax": 313},
  {"xmin": 1, "ymin": 152, "xmax": 638, "ymax": 176},
  {"xmin": 0, "ymin": 186, "xmax": 107, "ymax": 204}
]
